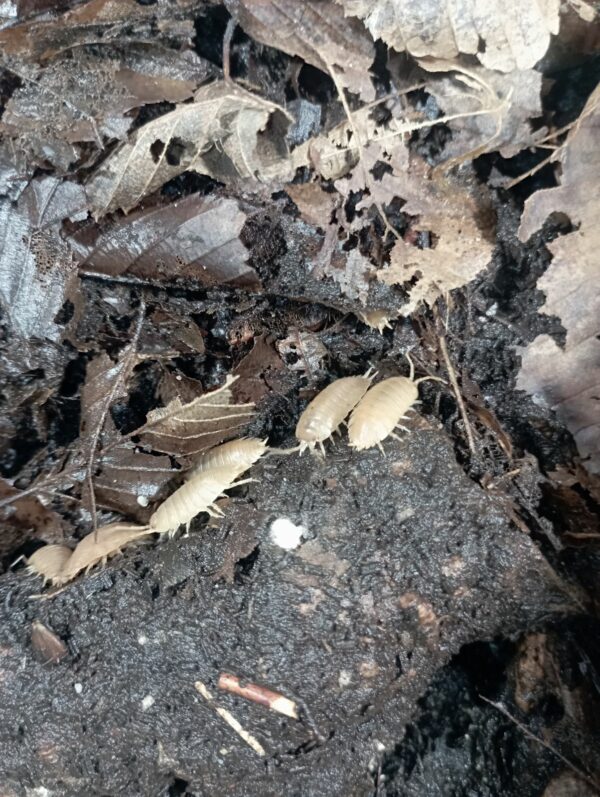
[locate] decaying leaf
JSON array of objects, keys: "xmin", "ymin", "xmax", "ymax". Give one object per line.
[
  {"xmin": 232, "ymin": 334, "xmax": 284, "ymax": 404},
  {"xmin": 226, "ymin": 0, "xmax": 375, "ymax": 100},
  {"xmin": 277, "ymin": 331, "xmax": 328, "ymax": 380},
  {"xmin": 324, "ymin": 247, "xmax": 372, "ymax": 305},
  {"xmin": 517, "ymin": 87, "xmax": 600, "ymax": 474},
  {"xmin": 70, "ymin": 195, "xmax": 258, "ymax": 289},
  {"xmin": 339, "ymin": 0, "xmax": 560, "ymax": 72},
  {"xmin": 367, "ymin": 145, "xmax": 495, "ymax": 313},
  {"xmin": 0, "ymin": 45, "xmax": 214, "ymax": 169},
  {"xmin": 31, "ymin": 620, "xmax": 68, "ymax": 665},
  {"xmin": 137, "ymin": 375, "xmax": 255, "ymax": 458},
  {"xmin": 0, "ymin": 477, "xmax": 65, "ymax": 544},
  {"xmin": 0, "ymin": 176, "xmax": 87, "ymax": 341},
  {"xmin": 94, "ymin": 436, "xmax": 176, "ymax": 520},
  {"xmin": 87, "ymin": 81, "xmax": 293, "ymax": 217},
  {"xmin": 418, "ymin": 60, "xmax": 544, "ymax": 160},
  {"xmin": 0, "ymin": 0, "xmax": 197, "ymax": 62},
  {"xmin": 285, "ymin": 182, "xmax": 338, "ymax": 229}
]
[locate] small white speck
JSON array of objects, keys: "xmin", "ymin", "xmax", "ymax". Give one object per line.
[
  {"xmin": 26, "ymin": 788, "xmax": 52, "ymax": 797},
  {"xmin": 486, "ymin": 302, "xmax": 498, "ymax": 317},
  {"xmin": 338, "ymin": 670, "xmax": 352, "ymax": 688},
  {"xmin": 137, "ymin": 634, "xmax": 148, "ymax": 646},
  {"xmin": 375, "ymin": 740, "xmax": 386, "ymax": 753},
  {"xmin": 269, "ymin": 518, "xmax": 306, "ymax": 550},
  {"xmin": 74, "ymin": 683, "xmax": 83, "ymax": 695},
  {"xmin": 137, "ymin": 495, "xmax": 149, "ymax": 507},
  {"xmin": 219, "ymin": 747, "xmax": 230, "ymax": 756},
  {"xmin": 141, "ymin": 695, "xmax": 155, "ymax": 711}
]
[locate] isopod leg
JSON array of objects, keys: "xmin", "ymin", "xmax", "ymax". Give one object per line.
[
  {"xmin": 377, "ymin": 442, "xmax": 386, "ymax": 456},
  {"xmin": 318, "ymin": 440, "xmax": 326, "ymax": 457},
  {"xmin": 395, "ymin": 425, "xmax": 411, "ymax": 434}
]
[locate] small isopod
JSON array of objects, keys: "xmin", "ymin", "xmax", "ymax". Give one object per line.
[
  {"xmin": 27, "ymin": 544, "xmax": 72, "ymax": 585},
  {"xmin": 150, "ymin": 466, "xmax": 252, "ymax": 537},
  {"xmin": 187, "ymin": 438, "xmax": 267, "ymax": 480},
  {"xmin": 295, "ymin": 372, "xmax": 373, "ymax": 454},
  {"xmin": 348, "ymin": 357, "xmax": 443, "ymax": 451},
  {"xmin": 26, "ymin": 524, "xmax": 152, "ymax": 586}
]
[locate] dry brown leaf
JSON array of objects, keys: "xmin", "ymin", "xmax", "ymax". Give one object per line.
[
  {"xmin": 94, "ymin": 437, "xmax": 176, "ymax": 521},
  {"xmin": 87, "ymin": 81, "xmax": 293, "ymax": 217},
  {"xmin": 137, "ymin": 375, "xmax": 255, "ymax": 458},
  {"xmin": 0, "ymin": 0, "xmax": 197, "ymax": 62},
  {"xmin": 70, "ymin": 195, "xmax": 258, "ymax": 289},
  {"xmin": 0, "ymin": 176, "xmax": 87, "ymax": 341},
  {"xmin": 418, "ymin": 59, "xmax": 544, "ymax": 159},
  {"xmin": 232, "ymin": 334, "xmax": 284, "ymax": 404},
  {"xmin": 339, "ymin": 0, "xmax": 559, "ymax": 72},
  {"xmin": 226, "ymin": 0, "xmax": 375, "ymax": 100},
  {"xmin": 517, "ymin": 87, "xmax": 600, "ymax": 474},
  {"xmin": 0, "ymin": 477, "xmax": 65, "ymax": 544},
  {"xmin": 285, "ymin": 182, "xmax": 338, "ymax": 228},
  {"xmin": 0, "ymin": 45, "xmax": 214, "ymax": 170},
  {"xmin": 369, "ymin": 146, "xmax": 494, "ymax": 313}
]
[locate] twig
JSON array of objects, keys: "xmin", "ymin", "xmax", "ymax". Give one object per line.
[
  {"xmin": 194, "ymin": 681, "xmax": 266, "ymax": 756},
  {"xmin": 438, "ymin": 333, "xmax": 476, "ymax": 456},
  {"xmin": 218, "ymin": 673, "xmax": 299, "ymax": 719},
  {"xmin": 480, "ymin": 697, "xmax": 600, "ymax": 793},
  {"xmin": 222, "ymin": 17, "xmax": 236, "ymax": 84},
  {"xmin": 87, "ymin": 299, "xmax": 146, "ymax": 538}
]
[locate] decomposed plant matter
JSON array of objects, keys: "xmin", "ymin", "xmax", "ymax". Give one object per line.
[{"xmin": 295, "ymin": 373, "xmax": 373, "ymax": 454}]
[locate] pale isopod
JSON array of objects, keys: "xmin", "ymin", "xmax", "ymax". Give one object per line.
[
  {"xmin": 150, "ymin": 466, "xmax": 251, "ymax": 537},
  {"xmin": 295, "ymin": 373, "xmax": 373, "ymax": 454},
  {"xmin": 348, "ymin": 357, "xmax": 443, "ymax": 451},
  {"xmin": 26, "ymin": 524, "xmax": 152, "ymax": 586},
  {"xmin": 187, "ymin": 438, "xmax": 267, "ymax": 480},
  {"xmin": 58, "ymin": 523, "xmax": 152, "ymax": 585},
  {"xmin": 27, "ymin": 544, "xmax": 72, "ymax": 585}
]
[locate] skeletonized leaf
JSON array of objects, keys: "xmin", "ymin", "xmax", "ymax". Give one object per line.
[
  {"xmin": 368, "ymin": 145, "xmax": 494, "ymax": 313},
  {"xmin": 137, "ymin": 375, "xmax": 255, "ymax": 457},
  {"xmin": 517, "ymin": 87, "xmax": 600, "ymax": 474},
  {"xmin": 87, "ymin": 81, "xmax": 293, "ymax": 217},
  {"xmin": 226, "ymin": 0, "xmax": 375, "ymax": 100},
  {"xmin": 70, "ymin": 194, "xmax": 258, "ymax": 289},
  {"xmin": 339, "ymin": 0, "xmax": 559, "ymax": 72},
  {"xmin": 0, "ymin": 177, "xmax": 87, "ymax": 341}
]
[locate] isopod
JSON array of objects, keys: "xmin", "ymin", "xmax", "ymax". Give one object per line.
[
  {"xmin": 27, "ymin": 544, "xmax": 72, "ymax": 585},
  {"xmin": 295, "ymin": 372, "xmax": 373, "ymax": 454},
  {"xmin": 150, "ymin": 466, "xmax": 251, "ymax": 536},
  {"xmin": 58, "ymin": 523, "xmax": 152, "ymax": 585},
  {"xmin": 187, "ymin": 438, "xmax": 267, "ymax": 480},
  {"xmin": 26, "ymin": 524, "xmax": 152, "ymax": 586},
  {"xmin": 348, "ymin": 357, "xmax": 443, "ymax": 451}
]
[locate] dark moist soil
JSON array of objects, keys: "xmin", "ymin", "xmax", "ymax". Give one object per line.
[{"xmin": 0, "ymin": 428, "xmax": 576, "ymax": 797}]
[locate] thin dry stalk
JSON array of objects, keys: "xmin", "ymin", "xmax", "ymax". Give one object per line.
[
  {"xmin": 438, "ymin": 333, "xmax": 476, "ymax": 457},
  {"xmin": 86, "ymin": 299, "xmax": 146, "ymax": 539},
  {"xmin": 218, "ymin": 673, "xmax": 299, "ymax": 719},
  {"xmin": 480, "ymin": 697, "xmax": 600, "ymax": 792},
  {"xmin": 194, "ymin": 681, "xmax": 266, "ymax": 756}
]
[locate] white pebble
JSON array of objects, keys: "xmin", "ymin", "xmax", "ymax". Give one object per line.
[
  {"xmin": 141, "ymin": 695, "xmax": 155, "ymax": 711},
  {"xmin": 137, "ymin": 495, "xmax": 149, "ymax": 507},
  {"xmin": 338, "ymin": 670, "xmax": 352, "ymax": 688},
  {"xmin": 74, "ymin": 683, "xmax": 83, "ymax": 695},
  {"xmin": 137, "ymin": 634, "xmax": 148, "ymax": 646},
  {"xmin": 269, "ymin": 518, "xmax": 306, "ymax": 550}
]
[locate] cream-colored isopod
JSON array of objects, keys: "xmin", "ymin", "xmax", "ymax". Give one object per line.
[
  {"xmin": 187, "ymin": 438, "xmax": 267, "ymax": 480},
  {"xmin": 295, "ymin": 373, "xmax": 373, "ymax": 454},
  {"xmin": 348, "ymin": 358, "xmax": 443, "ymax": 451}
]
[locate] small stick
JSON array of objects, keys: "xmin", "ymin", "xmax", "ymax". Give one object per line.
[
  {"xmin": 438, "ymin": 334, "xmax": 476, "ymax": 457},
  {"xmin": 222, "ymin": 17, "xmax": 236, "ymax": 83},
  {"xmin": 218, "ymin": 673, "xmax": 299, "ymax": 720},
  {"xmin": 480, "ymin": 697, "xmax": 600, "ymax": 792},
  {"xmin": 194, "ymin": 681, "xmax": 266, "ymax": 757}
]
